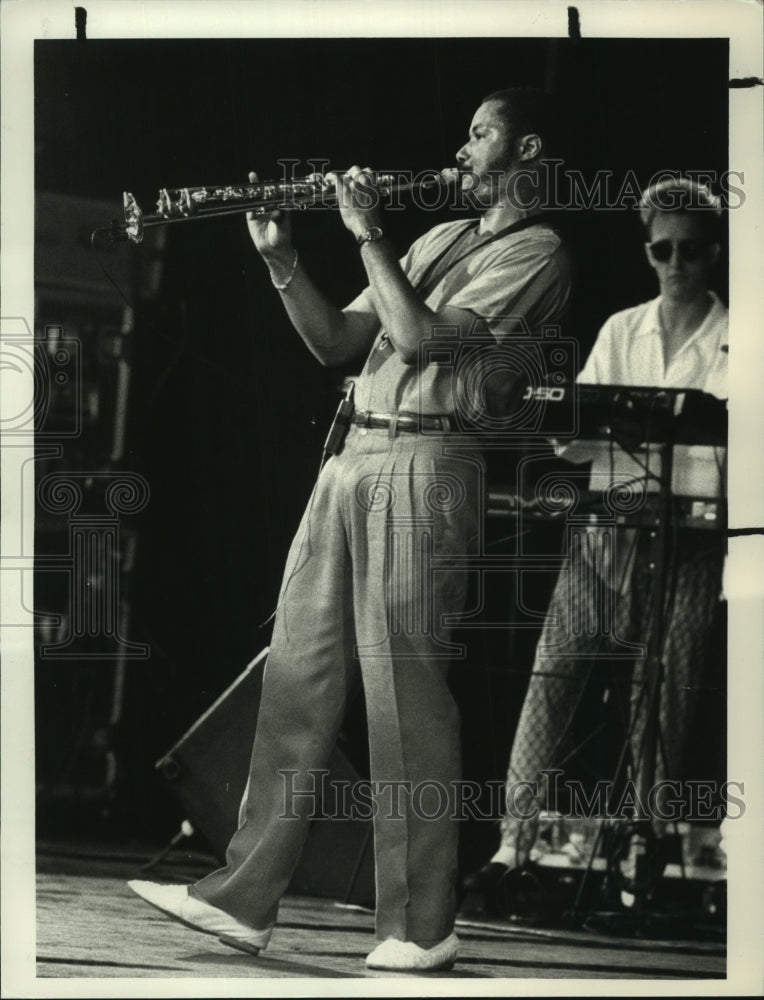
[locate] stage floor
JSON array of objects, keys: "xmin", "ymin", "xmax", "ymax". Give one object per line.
[{"xmin": 31, "ymin": 841, "xmax": 727, "ymax": 984}]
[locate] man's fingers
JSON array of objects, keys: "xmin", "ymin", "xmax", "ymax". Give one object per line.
[
  {"xmin": 246, "ymin": 172, "xmax": 258, "ymax": 220},
  {"xmin": 345, "ymin": 166, "xmax": 376, "ymax": 188}
]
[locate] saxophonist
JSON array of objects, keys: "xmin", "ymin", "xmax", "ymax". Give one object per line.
[{"xmin": 129, "ymin": 86, "xmax": 571, "ymax": 973}]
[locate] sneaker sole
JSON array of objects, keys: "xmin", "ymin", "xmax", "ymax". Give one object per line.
[
  {"xmin": 366, "ymin": 960, "xmax": 456, "ymax": 972},
  {"xmin": 218, "ymin": 934, "xmax": 262, "ymax": 956}
]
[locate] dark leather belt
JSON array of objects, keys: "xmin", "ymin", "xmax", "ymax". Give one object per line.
[{"xmin": 352, "ymin": 411, "xmax": 452, "ymax": 433}]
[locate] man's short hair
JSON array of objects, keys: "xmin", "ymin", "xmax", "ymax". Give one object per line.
[
  {"xmin": 639, "ymin": 177, "xmax": 723, "ymax": 242},
  {"xmin": 481, "ymin": 87, "xmax": 561, "ymax": 158}
]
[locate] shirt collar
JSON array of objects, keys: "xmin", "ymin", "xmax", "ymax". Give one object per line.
[
  {"xmin": 636, "ymin": 291, "xmax": 726, "ymax": 343},
  {"xmin": 635, "ymin": 296, "xmax": 663, "ymax": 337}
]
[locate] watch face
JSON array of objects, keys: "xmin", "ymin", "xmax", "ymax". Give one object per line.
[{"xmin": 359, "ymin": 226, "xmax": 383, "ymax": 245}]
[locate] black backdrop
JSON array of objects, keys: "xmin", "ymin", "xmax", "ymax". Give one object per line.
[{"xmin": 34, "ymin": 36, "xmax": 729, "ymax": 848}]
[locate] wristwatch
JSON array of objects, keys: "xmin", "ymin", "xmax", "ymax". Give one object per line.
[{"xmin": 356, "ymin": 226, "xmax": 384, "ymax": 247}]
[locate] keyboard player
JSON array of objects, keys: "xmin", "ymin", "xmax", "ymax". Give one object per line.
[{"xmin": 463, "ymin": 177, "xmax": 728, "ymax": 902}]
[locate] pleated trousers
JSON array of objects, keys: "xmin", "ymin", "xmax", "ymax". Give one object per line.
[{"xmin": 191, "ymin": 425, "xmax": 482, "ymax": 946}]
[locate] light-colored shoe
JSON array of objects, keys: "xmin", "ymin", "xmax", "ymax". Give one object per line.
[
  {"xmin": 366, "ymin": 932, "xmax": 459, "ymax": 971},
  {"xmin": 127, "ymin": 880, "xmax": 272, "ymax": 953}
]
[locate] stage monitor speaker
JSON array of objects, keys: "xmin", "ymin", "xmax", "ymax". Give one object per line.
[{"xmin": 156, "ymin": 648, "xmax": 374, "ymax": 906}]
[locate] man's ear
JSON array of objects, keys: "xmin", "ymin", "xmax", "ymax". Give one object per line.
[
  {"xmin": 644, "ymin": 241, "xmax": 658, "ymax": 272},
  {"xmin": 518, "ymin": 133, "xmax": 542, "ymax": 161}
]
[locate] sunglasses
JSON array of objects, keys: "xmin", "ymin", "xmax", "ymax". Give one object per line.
[{"xmin": 646, "ymin": 239, "xmax": 709, "ymax": 263}]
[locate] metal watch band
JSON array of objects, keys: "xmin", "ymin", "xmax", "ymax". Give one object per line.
[{"xmin": 356, "ymin": 226, "xmax": 384, "ymax": 247}]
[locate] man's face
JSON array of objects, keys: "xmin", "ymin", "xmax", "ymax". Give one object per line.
[
  {"xmin": 645, "ymin": 212, "xmax": 719, "ymax": 303},
  {"xmin": 455, "ymin": 100, "xmax": 517, "ymax": 206}
]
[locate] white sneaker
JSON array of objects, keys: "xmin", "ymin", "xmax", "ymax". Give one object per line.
[
  {"xmin": 127, "ymin": 880, "xmax": 272, "ymax": 953},
  {"xmin": 366, "ymin": 932, "xmax": 459, "ymax": 971}
]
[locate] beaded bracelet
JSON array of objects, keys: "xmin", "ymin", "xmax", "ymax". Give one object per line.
[{"xmin": 270, "ymin": 249, "xmax": 299, "ymax": 292}]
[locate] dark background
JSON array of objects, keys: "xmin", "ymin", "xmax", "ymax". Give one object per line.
[{"xmin": 33, "ymin": 36, "xmax": 729, "ymax": 860}]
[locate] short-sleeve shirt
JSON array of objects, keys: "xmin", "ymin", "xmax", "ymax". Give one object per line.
[
  {"xmin": 578, "ymin": 292, "xmax": 728, "ymax": 399},
  {"xmin": 567, "ymin": 292, "xmax": 729, "ymax": 498},
  {"xmin": 346, "ymin": 218, "xmax": 571, "ymax": 417}
]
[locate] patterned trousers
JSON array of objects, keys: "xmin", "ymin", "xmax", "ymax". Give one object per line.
[{"xmin": 500, "ymin": 525, "xmax": 724, "ymax": 860}]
